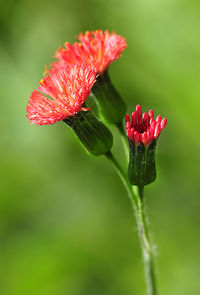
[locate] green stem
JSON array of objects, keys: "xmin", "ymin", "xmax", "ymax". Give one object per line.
[
  {"xmin": 105, "ymin": 151, "xmax": 138, "ymax": 207},
  {"xmin": 105, "ymin": 152, "xmax": 157, "ymax": 295},
  {"xmin": 115, "ymin": 121, "xmax": 129, "ymax": 160},
  {"xmin": 134, "ymin": 186, "xmax": 157, "ymax": 295}
]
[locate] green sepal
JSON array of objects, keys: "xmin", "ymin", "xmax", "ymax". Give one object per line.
[
  {"xmin": 91, "ymin": 70, "xmax": 127, "ymax": 124},
  {"xmin": 63, "ymin": 110, "xmax": 113, "ymax": 156},
  {"xmin": 128, "ymin": 140, "xmax": 157, "ymax": 186}
]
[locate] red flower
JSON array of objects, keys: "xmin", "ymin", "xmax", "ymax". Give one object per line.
[
  {"xmin": 26, "ymin": 65, "xmax": 96, "ymax": 126},
  {"xmin": 125, "ymin": 105, "xmax": 167, "ymax": 146},
  {"xmin": 54, "ymin": 30, "xmax": 127, "ymax": 74}
]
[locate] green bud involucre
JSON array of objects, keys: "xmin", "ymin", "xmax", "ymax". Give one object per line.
[
  {"xmin": 128, "ymin": 140, "xmax": 157, "ymax": 186},
  {"xmin": 64, "ymin": 110, "xmax": 113, "ymax": 156},
  {"xmin": 91, "ymin": 70, "xmax": 127, "ymax": 124}
]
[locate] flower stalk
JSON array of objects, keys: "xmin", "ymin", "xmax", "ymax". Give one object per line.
[
  {"xmin": 105, "ymin": 153, "xmax": 157, "ymax": 295},
  {"xmin": 134, "ymin": 186, "xmax": 157, "ymax": 295},
  {"xmin": 116, "ymin": 121, "xmax": 129, "ymax": 160},
  {"xmin": 105, "ymin": 151, "xmax": 137, "ymax": 205}
]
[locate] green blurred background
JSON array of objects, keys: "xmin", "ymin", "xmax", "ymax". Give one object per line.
[{"xmin": 1, "ymin": 0, "xmax": 200, "ymax": 294}]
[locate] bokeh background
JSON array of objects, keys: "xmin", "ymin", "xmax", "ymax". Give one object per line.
[{"xmin": 1, "ymin": 0, "xmax": 200, "ymax": 294}]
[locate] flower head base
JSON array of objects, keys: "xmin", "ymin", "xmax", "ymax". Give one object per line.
[
  {"xmin": 91, "ymin": 69, "xmax": 127, "ymax": 124},
  {"xmin": 54, "ymin": 30, "xmax": 127, "ymax": 74},
  {"xmin": 126, "ymin": 105, "xmax": 167, "ymax": 186},
  {"xmin": 125, "ymin": 105, "xmax": 167, "ymax": 146},
  {"xmin": 64, "ymin": 110, "xmax": 113, "ymax": 156},
  {"xmin": 26, "ymin": 65, "xmax": 96, "ymax": 126}
]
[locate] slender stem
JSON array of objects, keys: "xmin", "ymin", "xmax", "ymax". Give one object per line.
[
  {"xmin": 134, "ymin": 186, "xmax": 157, "ymax": 295},
  {"xmin": 105, "ymin": 151, "xmax": 138, "ymax": 206},
  {"xmin": 115, "ymin": 121, "xmax": 129, "ymax": 160},
  {"xmin": 105, "ymin": 152, "xmax": 157, "ymax": 295}
]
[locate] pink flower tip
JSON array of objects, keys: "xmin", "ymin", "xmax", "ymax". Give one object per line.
[
  {"xmin": 26, "ymin": 65, "xmax": 96, "ymax": 126},
  {"xmin": 136, "ymin": 104, "xmax": 142, "ymax": 115},
  {"xmin": 125, "ymin": 104, "xmax": 167, "ymax": 146}
]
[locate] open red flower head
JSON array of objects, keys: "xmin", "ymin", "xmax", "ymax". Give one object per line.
[
  {"xmin": 54, "ymin": 30, "xmax": 127, "ymax": 74},
  {"xmin": 26, "ymin": 65, "xmax": 96, "ymax": 126},
  {"xmin": 125, "ymin": 105, "xmax": 167, "ymax": 146}
]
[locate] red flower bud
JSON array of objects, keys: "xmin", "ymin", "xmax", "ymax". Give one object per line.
[{"xmin": 126, "ymin": 105, "xmax": 167, "ymax": 186}]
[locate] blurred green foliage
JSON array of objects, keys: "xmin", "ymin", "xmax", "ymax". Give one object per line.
[{"xmin": 1, "ymin": 0, "xmax": 200, "ymax": 294}]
